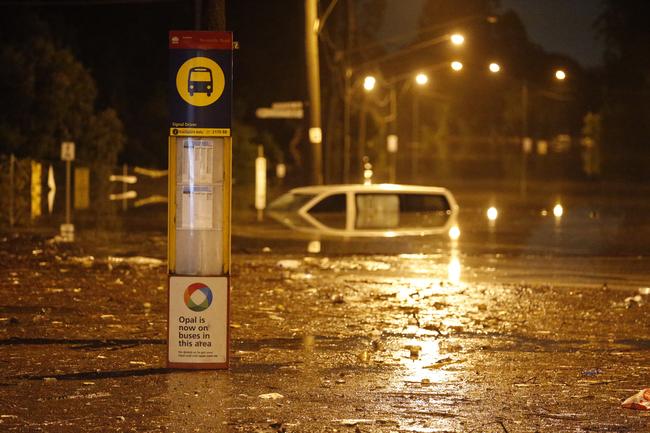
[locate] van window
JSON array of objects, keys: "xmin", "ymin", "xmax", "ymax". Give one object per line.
[
  {"xmin": 309, "ymin": 193, "xmax": 346, "ymax": 213},
  {"xmin": 268, "ymin": 193, "xmax": 315, "ymax": 212},
  {"xmin": 398, "ymin": 193, "xmax": 451, "ymax": 228},
  {"xmin": 355, "ymin": 192, "xmax": 450, "ymax": 230},
  {"xmin": 307, "ymin": 193, "xmax": 347, "ymax": 229},
  {"xmin": 356, "ymin": 194, "xmax": 399, "ymax": 229},
  {"xmin": 399, "ymin": 193, "xmax": 450, "ymax": 213}
]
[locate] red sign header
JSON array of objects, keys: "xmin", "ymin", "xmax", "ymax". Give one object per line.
[{"xmin": 169, "ymin": 31, "xmax": 232, "ymax": 50}]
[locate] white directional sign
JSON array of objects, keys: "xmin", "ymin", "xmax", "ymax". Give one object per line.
[
  {"xmin": 109, "ymin": 190, "xmax": 137, "ymax": 201},
  {"xmin": 109, "ymin": 175, "xmax": 138, "ymax": 184},
  {"xmin": 255, "ymin": 107, "xmax": 304, "ymax": 119},
  {"xmin": 256, "ymin": 101, "xmax": 304, "ymax": 119},
  {"xmin": 47, "ymin": 165, "xmax": 56, "ymax": 214}
]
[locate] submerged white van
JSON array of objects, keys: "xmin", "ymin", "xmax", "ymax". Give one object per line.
[{"xmin": 267, "ymin": 184, "xmax": 460, "ymax": 238}]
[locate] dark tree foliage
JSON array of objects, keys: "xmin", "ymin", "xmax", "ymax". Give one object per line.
[
  {"xmin": 227, "ymin": 0, "xmax": 304, "ymax": 184},
  {"xmin": 42, "ymin": 2, "xmax": 193, "ymax": 168},
  {"xmin": 316, "ymin": 0, "xmax": 390, "ymax": 182},
  {"xmin": 596, "ymin": 0, "xmax": 650, "ymax": 174},
  {"xmin": 0, "ymin": 10, "xmax": 124, "ymax": 167}
]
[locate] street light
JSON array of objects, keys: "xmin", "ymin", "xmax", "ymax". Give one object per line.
[
  {"xmin": 414, "ymin": 72, "xmax": 429, "ymax": 86},
  {"xmin": 450, "ymin": 33, "xmax": 465, "ymax": 46},
  {"xmin": 363, "ymin": 75, "xmax": 376, "ymax": 91},
  {"xmin": 555, "ymin": 69, "xmax": 567, "ymax": 81},
  {"xmin": 451, "ymin": 61, "xmax": 463, "ymax": 71},
  {"xmin": 488, "ymin": 62, "xmax": 501, "ymax": 73},
  {"xmin": 343, "ymin": 31, "xmax": 468, "ymax": 183}
]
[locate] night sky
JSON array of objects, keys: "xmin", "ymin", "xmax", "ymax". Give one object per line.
[
  {"xmin": 381, "ymin": 0, "xmax": 604, "ymax": 68},
  {"xmin": 500, "ymin": 0, "xmax": 603, "ymax": 67}
]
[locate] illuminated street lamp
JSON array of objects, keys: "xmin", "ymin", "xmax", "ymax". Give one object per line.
[
  {"xmin": 414, "ymin": 72, "xmax": 429, "ymax": 86},
  {"xmin": 555, "ymin": 69, "xmax": 567, "ymax": 81},
  {"xmin": 489, "ymin": 62, "xmax": 501, "ymax": 73},
  {"xmin": 343, "ymin": 31, "xmax": 468, "ymax": 182},
  {"xmin": 363, "ymin": 75, "xmax": 376, "ymax": 91},
  {"xmin": 451, "ymin": 61, "xmax": 463, "ymax": 72},
  {"xmin": 450, "ymin": 33, "xmax": 465, "ymax": 46}
]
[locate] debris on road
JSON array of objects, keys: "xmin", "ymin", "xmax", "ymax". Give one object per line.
[
  {"xmin": 621, "ymin": 389, "xmax": 650, "ymax": 410},
  {"xmin": 67, "ymin": 255, "xmax": 95, "ymax": 267},
  {"xmin": 258, "ymin": 393, "xmax": 284, "ymax": 400},
  {"xmin": 338, "ymin": 419, "xmax": 374, "ymax": 426},
  {"xmin": 624, "ymin": 295, "xmax": 644, "ymax": 308},
  {"xmin": 581, "ymin": 368, "xmax": 603, "ymax": 377},
  {"xmin": 405, "ymin": 344, "xmax": 421, "ymax": 358},
  {"xmin": 276, "ymin": 259, "xmax": 301, "ymax": 269},
  {"xmin": 424, "ymin": 357, "xmax": 461, "ymax": 369},
  {"xmin": 108, "ymin": 256, "xmax": 164, "ymax": 267}
]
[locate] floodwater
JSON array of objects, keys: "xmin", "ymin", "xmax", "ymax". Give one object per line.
[{"xmin": 1, "ymin": 180, "xmax": 649, "ymax": 432}]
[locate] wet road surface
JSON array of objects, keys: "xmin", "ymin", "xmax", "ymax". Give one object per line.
[{"xmin": 1, "ymin": 181, "xmax": 649, "ymax": 432}]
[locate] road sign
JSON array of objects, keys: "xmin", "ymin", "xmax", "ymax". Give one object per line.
[
  {"xmin": 60, "ymin": 223, "xmax": 74, "ymax": 242},
  {"xmin": 61, "ymin": 142, "xmax": 75, "ymax": 161},
  {"xmin": 109, "ymin": 190, "xmax": 137, "ymax": 201},
  {"xmin": 169, "ymin": 31, "xmax": 233, "ymax": 137},
  {"xmin": 47, "ymin": 165, "xmax": 55, "ymax": 215},
  {"xmin": 255, "ymin": 107, "xmax": 304, "ymax": 119},
  {"xmin": 169, "ymin": 33, "xmax": 233, "ymax": 370},
  {"xmin": 134, "ymin": 166, "xmax": 168, "ymax": 178},
  {"xmin": 109, "ymin": 175, "xmax": 138, "ymax": 184}
]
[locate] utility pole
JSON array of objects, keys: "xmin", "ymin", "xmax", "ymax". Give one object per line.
[
  {"xmin": 197, "ymin": 0, "xmax": 225, "ymax": 31},
  {"xmin": 343, "ymin": 68, "xmax": 351, "ymax": 184},
  {"xmin": 194, "ymin": 0, "xmax": 202, "ymax": 29},
  {"xmin": 521, "ymin": 80, "xmax": 529, "ymax": 197},
  {"xmin": 411, "ymin": 93, "xmax": 420, "ymax": 183},
  {"xmin": 343, "ymin": 0, "xmax": 355, "ymax": 184},
  {"xmin": 305, "ymin": 0, "xmax": 323, "ymax": 185}
]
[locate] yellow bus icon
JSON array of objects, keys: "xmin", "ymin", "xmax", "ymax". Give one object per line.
[
  {"xmin": 188, "ymin": 67, "xmax": 213, "ymax": 97},
  {"xmin": 176, "ymin": 56, "xmax": 225, "ymax": 107}
]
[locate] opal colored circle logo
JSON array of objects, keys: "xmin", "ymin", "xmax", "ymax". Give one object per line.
[
  {"xmin": 183, "ymin": 282, "xmax": 213, "ymax": 312},
  {"xmin": 175, "ymin": 56, "xmax": 225, "ymax": 107}
]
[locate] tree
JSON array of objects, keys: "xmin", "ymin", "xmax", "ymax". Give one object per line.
[
  {"xmin": 0, "ymin": 11, "xmax": 126, "ymax": 222},
  {"xmin": 0, "ymin": 37, "xmax": 96, "ymax": 159},
  {"xmin": 596, "ymin": 0, "xmax": 650, "ymax": 177},
  {"xmin": 0, "ymin": 12, "xmax": 124, "ymax": 168}
]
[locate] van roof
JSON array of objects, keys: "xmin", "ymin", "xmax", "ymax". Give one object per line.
[{"xmin": 288, "ymin": 183, "xmax": 453, "ymax": 195}]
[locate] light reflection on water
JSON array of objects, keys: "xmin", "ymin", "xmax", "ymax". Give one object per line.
[
  {"xmin": 381, "ymin": 245, "xmax": 470, "ymax": 433},
  {"xmin": 399, "ymin": 339, "xmax": 455, "ymax": 385},
  {"xmin": 447, "ymin": 256, "xmax": 461, "ymax": 284}
]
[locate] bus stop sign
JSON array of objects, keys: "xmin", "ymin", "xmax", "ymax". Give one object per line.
[{"xmin": 169, "ymin": 31, "xmax": 233, "ymax": 137}]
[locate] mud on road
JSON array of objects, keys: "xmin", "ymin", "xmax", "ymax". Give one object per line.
[{"xmin": 1, "ymin": 230, "xmax": 649, "ymax": 432}]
